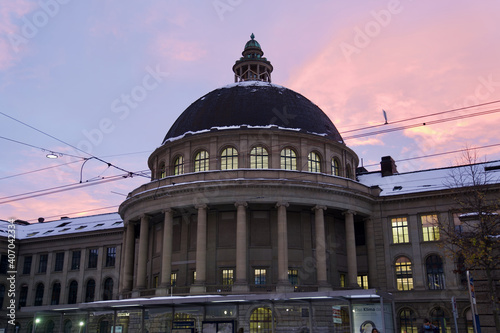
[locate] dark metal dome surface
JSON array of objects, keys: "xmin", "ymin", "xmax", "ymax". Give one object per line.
[{"xmin": 162, "ymin": 81, "xmax": 343, "ymax": 144}]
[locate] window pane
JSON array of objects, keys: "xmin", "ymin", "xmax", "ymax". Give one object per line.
[
  {"xmin": 194, "ymin": 151, "xmax": 209, "ymax": 172},
  {"xmin": 426, "ymin": 255, "xmax": 445, "ymax": 290},
  {"xmin": 422, "ymin": 214, "xmax": 440, "ymax": 241},
  {"xmin": 38, "ymin": 254, "xmax": 48, "ymax": 273},
  {"xmin": 221, "ymin": 147, "xmax": 238, "ymax": 170},
  {"xmin": 174, "ymin": 156, "xmax": 184, "ymax": 175},
  {"xmin": 392, "ymin": 217, "xmax": 409, "ymax": 243},
  {"xmin": 308, "ymin": 152, "xmax": 321, "ymax": 173},
  {"xmin": 105, "ymin": 247, "xmax": 116, "ymax": 267},
  {"xmin": 280, "ymin": 148, "xmax": 297, "ymax": 170},
  {"xmin": 395, "ymin": 257, "xmax": 413, "ymax": 291},
  {"xmin": 250, "ymin": 147, "xmax": 268, "ymax": 169},
  {"xmin": 288, "ymin": 269, "xmax": 298, "ymax": 285},
  {"xmin": 331, "ymin": 158, "xmax": 340, "ymax": 176},
  {"xmin": 71, "ymin": 251, "xmax": 81, "ymax": 270},
  {"xmin": 88, "ymin": 249, "xmax": 98, "ymax": 268},
  {"xmin": 54, "ymin": 252, "xmax": 64, "ymax": 271},
  {"xmin": 23, "ymin": 256, "xmax": 32, "ymax": 275},
  {"xmin": 254, "ymin": 269, "xmax": 266, "ymax": 285},
  {"xmin": 222, "ymin": 269, "xmax": 234, "ymax": 285}
]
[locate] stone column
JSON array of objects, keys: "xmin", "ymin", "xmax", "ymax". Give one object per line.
[
  {"xmin": 313, "ymin": 205, "xmax": 330, "ymax": 289},
  {"xmin": 276, "ymin": 202, "xmax": 292, "ymax": 291},
  {"xmin": 344, "ymin": 210, "xmax": 358, "ymax": 287},
  {"xmin": 365, "ymin": 217, "xmax": 377, "ymax": 288},
  {"xmin": 191, "ymin": 204, "xmax": 207, "ymax": 293},
  {"xmin": 160, "ymin": 209, "xmax": 173, "ymax": 289},
  {"xmin": 122, "ymin": 220, "xmax": 135, "ymax": 292},
  {"xmin": 234, "ymin": 202, "xmax": 249, "ymax": 292},
  {"xmin": 136, "ymin": 215, "xmax": 150, "ymax": 290}
]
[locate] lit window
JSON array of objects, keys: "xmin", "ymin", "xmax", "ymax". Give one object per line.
[
  {"xmin": 357, "ymin": 275, "xmax": 368, "ymax": 289},
  {"xmin": 280, "ymin": 148, "xmax": 297, "ymax": 170},
  {"xmin": 174, "ymin": 156, "xmax": 184, "ymax": 175},
  {"xmin": 399, "ymin": 308, "xmax": 418, "ymax": 333},
  {"xmin": 222, "ymin": 269, "xmax": 234, "ymax": 285},
  {"xmin": 340, "ymin": 273, "xmax": 346, "ymax": 288},
  {"xmin": 395, "ymin": 256, "xmax": 413, "ymax": 291},
  {"xmin": 422, "ymin": 214, "xmax": 440, "ymax": 241},
  {"xmin": 194, "ymin": 151, "xmax": 209, "ymax": 172},
  {"xmin": 158, "ymin": 162, "xmax": 166, "ymax": 179},
  {"xmin": 308, "ymin": 152, "xmax": 321, "ymax": 173},
  {"xmin": 254, "ymin": 268, "xmax": 266, "ymax": 285},
  {"xmin": 288, "ymin": 269, "xmax": 298, "ymax": 285},
  {"xmin": 250, "ymin": 307, "xmax": 274, "ymax": 333},
  {"xmin": 392, "ymin": 217, "xmax": 409, "ymax": 244},
  {"xmin": 426, "ymin": 255, "xmax": 445, "ymax": 290},
  {"xmin": 250, "ymin": 146, "xmax": 268, "ymax": 169},
  {"xmin": 331, "ymin": 158, "xmax": 340, "ymax": 176},
  {"xmin": 171, "ymin": 272, "xmax": 177, "ymax": 286},
  {"xmin": 221, "ymin": 147, "xmax": 238, "ymax": 170}
]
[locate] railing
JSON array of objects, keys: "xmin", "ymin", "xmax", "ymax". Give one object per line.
[{"xmin": 206, "ymin": 285, "xmax": 232, "ymax": 294}]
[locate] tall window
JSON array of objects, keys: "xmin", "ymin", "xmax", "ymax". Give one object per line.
[
  {"xmin": 430, "ymin": 307, "xmax": 449, "ymax": 333},
  {"xmin": 392, "ymin": 217, "xmax": 409, "ymax": 244},
  {"xmin": 34, "ymin": 283, "xmax": 44, "ymax": 306},
  {"xmin": 54, "ymin": 252, "xmax": 64, "ymax": 272},
  {"xmin": 221, "ymin": 147, "xmax": 238, "ymax": 170},
  {"xmin": 19, "ymin": 285, "xmax": 28, "ymax": 307},
  {"xmin": 426, "ymin": 255, "xmax": 445, "ymax": 290},
  {"xmin": 171, "ymin": 272, "xmax": 177, "ymax": 286},
  {"xmin": 51, "ymin": 283, "xmax": 61, "ymax": 305},
  {"xmin": 38, "ymin": 254, "xmax": 48, "ymax": 273},
  {"xmin": 331, "ymin": 158, "xmax": 340, "ymax": 176},
  {"xmin": 85, "ymin": 279, "xmax": 96, "ymax": 302},
  {"xmin": 173, "ymin": 156, "xmax": 184, "ymax": 175},
  {"xmin": 288, "ymin": 269, "xmax": 298, "ymax": 285},
  {"xmin": 88, "ymin": 249, "xmax": 98, "ymax": 268},
  {"xmin": 103, "ymin": 278, "xmax": 113, "ymax": 300},
  {"xmin": 357, "ymin": 275, "xmax": 368, "ymax": 289},
  {"xmin": 395, "ymin": 256, "xmax": 413, "ymax": 291},
  {"xmin": 158, "ymin": 162, "xmax": 166, "ymax": 178},
  {"xmin": 308, "ymin": 152, "xmax": 321, "ymax": 172},
  {"xmin": 399, "ymin": 308, "xmax": 418, "ymax": 333},
  {"xmin": 222, "ymin": 269, "xmax": 234, "ymax": 285},
  {"xmin": 71, "ymin": 251, "xmax": 81, "ymax": 270},
  {"xmin": 280, "ymin": 148, "xmax": 297, "ymax": 170},
  {"xmin": 23, "ymin": 256, "xmax": 32, "ymax": 275},
  {"xmin": 68, "ymin": 281, "xmax": 78, "ymax": 304},
  {"xmin": 340, "ymin": 273, "xmax": 346, "ymax": 288},
  {"xmin": 346, "ymin": 164, "xmax": 352, "ymax": 179},
  {"xmin": 0, "ymin": 285, "xmax": 4, "ymax": 309},
  {"xmin": 105, "ymin": 247, "xmax": 116, "ymax": 267},
  {"xmin": 194, "ymin": 150, "xmax": 209, "ymax": 172},
  {"xmin": 250, "ymin": 146, "xmax": 269, "ymax": 169},
  {"xmin": 422, "ymin": 214, "xmax": 440, "ymax": 241},
  {"xmin": 250, "ymin": 307, "xmax": 274, "ymax": 333},
  {"xmin": 254, "ymin": 268, "xmax": 266, "ymax": 285}
]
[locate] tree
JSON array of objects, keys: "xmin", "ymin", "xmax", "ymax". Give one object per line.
[{"xmin": 438, "ymin": 149, "xmax": 500, "ymax": 332}]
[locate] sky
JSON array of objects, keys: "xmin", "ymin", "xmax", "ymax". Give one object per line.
[{"xmin": 1, "ymin": 0, "xmax": 500, "ymax": 222}]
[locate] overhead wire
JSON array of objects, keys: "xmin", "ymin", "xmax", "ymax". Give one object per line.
[{"xmin": 0, "ymin": 135, "xmax": 85, "ymax": 159}]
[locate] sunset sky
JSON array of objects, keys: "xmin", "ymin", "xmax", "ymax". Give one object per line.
[{"xmin": 1, "ymin": 0, "xmax": 500, "ymax": 222}]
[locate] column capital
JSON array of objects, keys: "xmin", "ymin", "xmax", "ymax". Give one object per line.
[
  {"xmin": 195, "ymin": 204, "xmax": 207, "ymax": 210},
  {"xmin": 342, "ymin": 210, "xmax": 357, "ymax": 216},
  {"xmin": 312, "ymin": 205, "xmax": 327, "ymax": 212},
  {"xmin": 162, "ymin": 208, "xmax": 174, "ymax": 214},
  {"xmin": 276, "ymin": 201, "xmax": 289, "ymax": 208},
  {"xmin": 235, "ymin": 201, "xmax": 248, "ymax": 208}
]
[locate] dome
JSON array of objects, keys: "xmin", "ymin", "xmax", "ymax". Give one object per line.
[
  {"xmin": 162, "ymin": 81, "xmax": 344, "ymax": 144},
  {"xmin": 244, "ymin": 33, "xmax": 261, "ymax": 50}
]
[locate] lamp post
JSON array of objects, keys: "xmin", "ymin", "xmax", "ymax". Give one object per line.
[
  {"xmin": 32, "ymin": 318, "xmax": 40, "ymax": 333},
  {"xmin": 79, "ymin": 321, "xmax": 85, "ymax": 333}
]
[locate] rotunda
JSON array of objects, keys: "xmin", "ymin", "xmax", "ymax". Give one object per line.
[{"xmin": 118, "ymin": 34, "xmax": 379, "ymax": 299}]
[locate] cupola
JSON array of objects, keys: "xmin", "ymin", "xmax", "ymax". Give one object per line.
[{"xmin": 232, "ymin": 33, "xmax": 273, "ymax": 82}]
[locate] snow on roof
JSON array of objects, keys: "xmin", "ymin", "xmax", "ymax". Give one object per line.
[
  {"xmin": 5, "ymin": 212, "xmax": 123, "ymax": 240},
  {"xmin": 358, "ymin": 160, "xmax": 500, "ymax": 196},
  {"xmin": 221, "ymin": 80, "xmax": 287, "ymax": 90}
]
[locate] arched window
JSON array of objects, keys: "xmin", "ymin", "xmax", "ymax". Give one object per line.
[
  {"xmin": 399, "ymin": 308, "xmax": 418, "ymax": 333},
  {"xmin": 19, "ymin": 285, "xmax": 28, "ymax": 307},
  {"xmin": 194, "ymin": 150, "xmax": 209, "ymax": 172},
  {"xmin": 173, "ymin": 156, "xmax": 184, "ymax": 175},
  {"xmin": 68, "ymin": 281, "xmax": 78, "ymax": 304},
  {"xmin": 64, "ymin": 320, "xmax": 73, "ymax": 333},
  {"xmin": 103, "ymin": 278, "xmax": 113, "ymax": 300},
  {"xmin": 221, "ymin": 147, "xmax": 238, "ymax": 170},
  {"xmin": 250, "ymin": 307, "xmax": 275, "ymax": 333},
  {"xmin": 158, "ymin": 161, "xmax": 166, "ymax": 179},
  {"xmin": 46, "ymin": 320, "xmax": 55, "ymax": 333},
  {"xmin": 395, "ymin": 256, "xmax": 413, "ymax": 291},
  {"xmin": 34, "ymin": 283, "xmax": 44, "ymax": 306},
  {"xmin": 426, "ymin": 255, "xmax": 445, "ymax": 290},
  {"xmin": 331, "ymin": 158, "xmax": 340, "ymax": 176},
  {"xmin": 280, "ymin": 148, "xmax": 297, "ymax": 170},
  {"xmin": 308, "ymin": 152, "xmax": 321, "ymax": 173},
  {"xmin": 51, "ymin": 282, "xmax": 61, "ymax": 305},
  {"xmin": 346, "ymin": 164, "xmax": 352, "ymax": 179},
  {"xmin": 85, "ymin": 279, "xmax": 96, "ymax": 302},
  {"xmin": 250, "ymin": 146, "xmax": 268, "ymax": 169},
  {"xmin": 430, "ymin": 307, "xmax": 450, "ymax": 333}
]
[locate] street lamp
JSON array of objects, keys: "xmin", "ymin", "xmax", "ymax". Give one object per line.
[
  {"xmin": 79, "ymin": 321, "xmax": 85, "ymax": 333},
  {"xmin": 32, "ymin": 318, "xmax": 41, "ymax": 333}
]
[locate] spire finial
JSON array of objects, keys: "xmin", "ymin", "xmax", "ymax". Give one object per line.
[{"xmin": 250, "ymin": 33, "xmax": 255, "ymax": 40}]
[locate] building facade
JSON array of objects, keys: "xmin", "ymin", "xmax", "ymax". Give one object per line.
[{"xmin": 1, "ymin": 35, "xmax": 498, "ymax": 333}]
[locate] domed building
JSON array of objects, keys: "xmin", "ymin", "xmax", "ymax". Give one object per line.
[{"xmin": 7, "ymin": 34, "xmax": 494, "ymax": 333}]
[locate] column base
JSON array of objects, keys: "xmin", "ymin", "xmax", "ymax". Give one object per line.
[
  {"xmin": 232, "ymin": 283, "xmax": 250, "ymax": 293},
  {"xmin": 190, "ymin": 284, "xmax": 206, "ymax": 294},
  {"xmin": 318, "ymin": 282, "xmax": 332, "ymax": 292}
]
